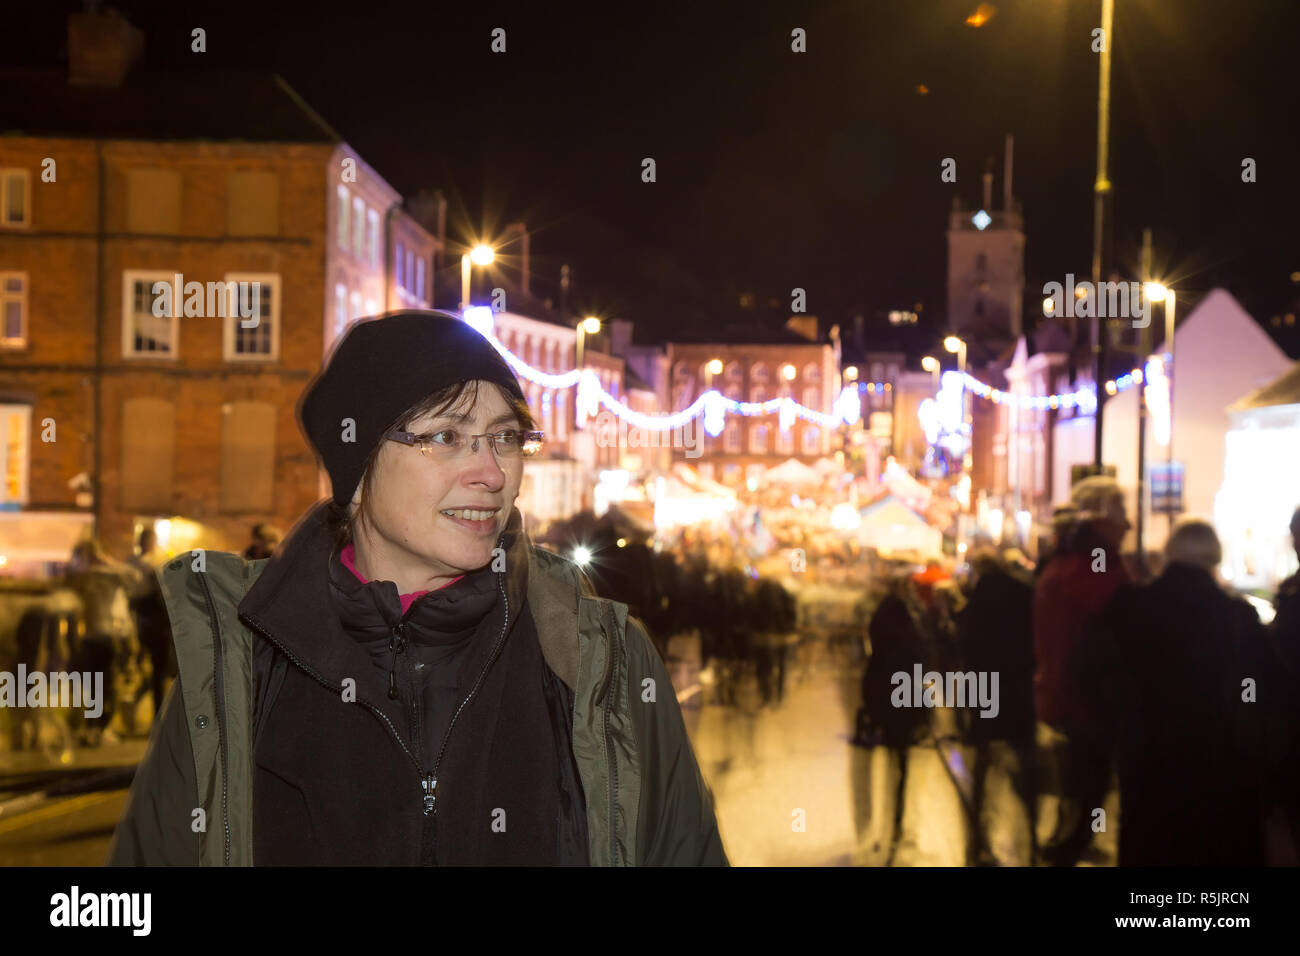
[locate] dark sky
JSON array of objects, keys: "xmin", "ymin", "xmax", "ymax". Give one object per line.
[{"xmin": 12, "ymin": 0, "xmax": 1300, "ymax": 352}]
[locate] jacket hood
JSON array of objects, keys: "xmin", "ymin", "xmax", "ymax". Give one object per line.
[{"xmin": 237, "ymin": 497, "xmax": 532, "ymax": 729}]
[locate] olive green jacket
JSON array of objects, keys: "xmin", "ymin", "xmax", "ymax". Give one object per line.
[{"xmin": 107, "ymin": 536, "xmax": 727, "ymax": 866}]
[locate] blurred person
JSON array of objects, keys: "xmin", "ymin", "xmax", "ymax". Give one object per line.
[
  {"xmin": 1088, "ymin": 518, "xmax": 1279, "ymax": 865},
  {"xmin": 243, "ymin": 523, "xmax": 283, "ymax": 560},
  {"xmin": 108, "ymin": 311, "xmax": 726, "ymax": 866},
  {"xmin": 855, "ymin": 575, "xmax": 931, "ymax": 864},
  {"xmin": 65, "ymin": 538, "xmax": 142, "ymax": 746},
  {"xmin": 1033, "ymin": 476, "xmax": 1130, "ymax": 866},
  {"xmin": 1269, "ymin": 506, "xmax": 1300, "ymax": 857},
  {"xmin": 958, "ymin": 548, "xmax": 1037, "ymax": 865},
  {"xmin": 127, "ymin": 528, "xmax": 174, "ymax": 728}
]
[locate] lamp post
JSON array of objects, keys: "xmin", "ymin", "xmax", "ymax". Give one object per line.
[
  {"xmin": 460, "ymin": 244, "xmax": 495, "ymax": 311},
  {"xmin": 945, "ymin": 336, "xmax": 970, "ymax": 562},
  {"xmin": 1091, "ymin": 0, "xmax": 1115, "ymax": 471},
  {"xmin": 576, "ymin": 315, "xmax": 601, "ymax": 370}
]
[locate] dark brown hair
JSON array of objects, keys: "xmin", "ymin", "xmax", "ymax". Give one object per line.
[{"xmin": 325, "ymin": 379, "xmax": 536, "ymax": 553}]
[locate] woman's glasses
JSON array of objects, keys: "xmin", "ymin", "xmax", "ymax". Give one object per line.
[{"xmin": 386, "ymin": 427, "xmax": 544, "ymax": 460}]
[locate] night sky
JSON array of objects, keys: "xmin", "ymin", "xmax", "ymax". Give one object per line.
[{"xmin": 12, "ymin": 0, "xmax": 1300, "ymax": 353}]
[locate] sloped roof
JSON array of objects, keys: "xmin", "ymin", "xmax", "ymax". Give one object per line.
[
  {"xmin": 0, "ymin": 67, "xmax": 340, "ymax": 142},
  {"xmin": 1228, "ymin": 360, "xmax": 1300, "ymax": 412}
]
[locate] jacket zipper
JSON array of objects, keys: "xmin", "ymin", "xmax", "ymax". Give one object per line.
[
  {"xmin": 601, "ymin": 602, "xmax": 620, "ymax": 866},
  {"xmin": 238, "ymin": 537, "xmax": 514, "ymax": 863},
  {"xmin": 197, "ymin": 574, "xmax": 232, "ymax": 866}
]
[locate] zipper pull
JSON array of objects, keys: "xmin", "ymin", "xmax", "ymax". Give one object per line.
[{"xmin": 421, "ymin": 773, "xmax": 437, "ymax": 815}]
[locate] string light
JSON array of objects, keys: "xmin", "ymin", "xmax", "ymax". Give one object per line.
[{"xmin": 467, "ymin": 313, "xmax": 1146, "ymax": 429}]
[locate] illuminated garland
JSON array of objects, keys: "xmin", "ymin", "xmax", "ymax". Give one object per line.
[{"xmin": 462, "ymin": 307, "xmax": 1151, "ymax": 429}]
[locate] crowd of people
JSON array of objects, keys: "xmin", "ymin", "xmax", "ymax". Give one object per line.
[
  {"xmin": 858, "ymin": 475, "xmax": 1300, "ymax": 866},
  {"xmin": 9, "ymin": 523, "xmax": 282, "ymax": 755}
]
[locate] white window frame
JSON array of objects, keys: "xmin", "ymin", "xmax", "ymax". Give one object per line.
[
  {"xmin": 221, "ymin": 272, "xmax": 281, "ymax": 362},
  {"xmin": 336, "ymin": 185, "xmax": 350, "ymax": 251},
  {"xmin": 352, "ymin": 197, "xmax": 366, "ymax": 260},
  {"xmin": 367, "ymin": 209, "xmax": 381, "ymax": 268},
  {"xmin": 0, "ymin": 271, "xmax": 28, "ymax": 348},
  {"xmin": 416, "ymin": 257, "xmax": 426, "ymax": 301},
  {"xmin": 724, "ymin": 420, "xmax": 741, "ymax": 454},
  {"xmin": 405, "ymin": 250, "xmax": 415, "ymax": 292},
  {"xmin": 0, "ymin": 403, "xmax": 32, "ymax": 504},
  {"xmin": 1, "ymin": 169, "xmax": 31, "ymax": 229},
  {"xmin": 121, "ymin": 270, "xmax": 180, "ymax": 359},
  {"xmin": 334, "ymin": 283, "xmax": 348, "ymax": 338}
]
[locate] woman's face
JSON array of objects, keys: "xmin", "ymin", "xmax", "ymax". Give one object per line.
[{"xmin": 351, "ymin": 382, "xmax": 526, "ymax": 589}]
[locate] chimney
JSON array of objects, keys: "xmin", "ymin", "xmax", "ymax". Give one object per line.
[
  {"xmin": 68, "ymin": 4, "xmax": 143, "ymax": 88},
  {"xmin": 504, "ymin": 222, "xmax": 530, "ymax": 296},
  {"xmin": 1003, "ymin": 133, "xmax": 1014, "ymax": 212}
]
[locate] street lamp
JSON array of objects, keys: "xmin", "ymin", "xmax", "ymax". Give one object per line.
[
  {"xmin": 945, "ymin": 336, "xmax": 971, "ymax": 561},
  {"xmin": 576, "ymin": 316, "xmax": 601, "ymax": 370},
  {"xmin": 705, "ymin": 358, "xmax": 723, "ymax": 392},
  {"xmin": 460, "ymin": 243, "xmax": 495, "ymax": 311},
  {"xmin": 921, "ymin": 355, "xmax": 940, "ymax": 392}
]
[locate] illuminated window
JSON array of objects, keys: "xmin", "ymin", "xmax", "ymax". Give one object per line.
[
  {"xmin": 352, "ymin": 197, "xmax": 366, "ymax": 259},
  {"xmin": 395, "ymin": 242, "xmax": 406, "ymax": 287},
  {"xmin": 336, "ymin": 185, "xmax": 350, "ymax": 251},
  {"xmin": 368, "ymin": 210, "xmax": 381, "ymax": 267},
  {"xmin": 0, "ymin": 403, "xmax": 30, "ymax": 503}
]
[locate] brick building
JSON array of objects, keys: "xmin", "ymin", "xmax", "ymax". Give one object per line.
[{"xmin": 0, "ymin": 8, "xmax": 438, "ymax": 572}]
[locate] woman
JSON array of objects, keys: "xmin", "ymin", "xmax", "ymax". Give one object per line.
[{"xmin": 107, "ymin": 310, "xmax": 727, "ymax": 866}]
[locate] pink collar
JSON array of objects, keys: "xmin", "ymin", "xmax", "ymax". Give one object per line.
[{"xmin": 339, "ymin": 542, "xmax": 464, "ymax": 615}]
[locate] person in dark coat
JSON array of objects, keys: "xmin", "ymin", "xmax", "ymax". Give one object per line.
[
  {"xmin": 1088, "ymin": 518, "xmax": 1278, "ymax": 865},
  {"xmin": 1268, "ymin": 506, "xmax": 1300, "ymax": 857},
  {"xmin": 860, "ymin": 575, "xmax": 931, "ymax": 864},
  {"xmin": 1033, "ymin": 476, "xmax": 1131, "ymax": 866},
  {"xmin": 958, "ymin": 548, "xmax": 1037, "ymax": 865},
  {"xmin": 128, "ymin": 528, "xmax": 174, "ymax": 728}
]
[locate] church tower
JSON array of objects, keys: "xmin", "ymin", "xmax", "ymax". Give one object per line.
[{"xmin": 946, "ymin": 134, "xmax": 1025, "ymax": 349}]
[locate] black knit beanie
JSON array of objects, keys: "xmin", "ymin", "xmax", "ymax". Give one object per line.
[{"xmin": 297, "ymin": 310, "xmax": 527, "ymax": 508}]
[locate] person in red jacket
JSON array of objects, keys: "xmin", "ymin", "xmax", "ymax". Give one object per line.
[{"xmin": 1033, "ymin": 476, "xmax": 1131, "ymax": 866}]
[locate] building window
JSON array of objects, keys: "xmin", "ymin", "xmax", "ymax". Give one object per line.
[
  {"xmin": 749, "ymin": 424, "xmax": 768, "ymax": 454},
  {"xmin": 0, "ymin": 404, "xmax": 30, "ymax": 503},
  {"xmin": 222, "ymin": 273, "xmax": 280, "ymax": 361},
  {"xmin": 2, "ymin": 169, "xmax": 31, "ymax": 228},
  {"xmin": 1, "ymin": 273, "xmax": 27, "ymax": 347},
  {"xmin": 227, "ymin": 170, "xmax": 279, "ymax": 236},
  {"xmin": 220, "ymin": 401, "xmax": 275, "ymax": 513},
  {"xmin": 803, "ymin": 386, "xmax": 819, "ymax": 411},
  {"xmin": 405, "ymin": 250, "xmax": 415, "ymax": 292},
  {"xmin": 416, "ymin": 257, "xmax": 426, "ymax": 301},
  {"xmin": 776, "ymin": 423, "xmax": 794, "ymax": 455},
  {"xmin": 802, "ymin": 362, "xmax": 821, "ymax": 383},
  {"xmin": 350, "ymin": 291, "xmax": 363, "ymax": 321},
  {"xmin": 122, "ymin": 271, "xmax": 178, "ymax": 358},
  {"xmin": 724, "ymin": 421, "xmax": 741, "ymax": 454},
  {"xmin": 368, "ymin": 209, "xmax": 381, "ymax": 268},
  {"xmin": 126, "ymin": 168, "xmax": 181, "ymax": 234},
  {"xmin": 395, "ymin": 242, "xmax": 406, "ymax": 287},
  {"xmin": 555, "ymin": 391, "xmax": 566, "ymax": 441},
  {"xmin": 121, "ymin": 398, "xmax": 174, "ymax": 511},
  {"xmin": 334, "ymin": 284, "xmax": 348, "ymax": 338},
  {"xmin": 336, "ymin": 185, "xmax": 350, "ymax": 251},
  {"xmin": 802, "ymin": 426, "xmax": 820, "ymax": 455},
  {"xmin": 751, "ymin": 362, "xmax": 769, "ymax": 383},
  {"xmin": 673, "ymin": 360, "xmax": 690, "ymax": 381},
  {"xmin": 365, "ymin": 298, "xmax": 379, "ymax": 318},
  {"xmin": 750, "ymin": 386, "xmax": 766, "ymax": 405},
  {"xmin": 352, "ymin": 197, "xmax": 366, "ymax": 260},
  {"xmin": 724, "ymin": 361, "xmax": 742, "ymax": 381}
]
